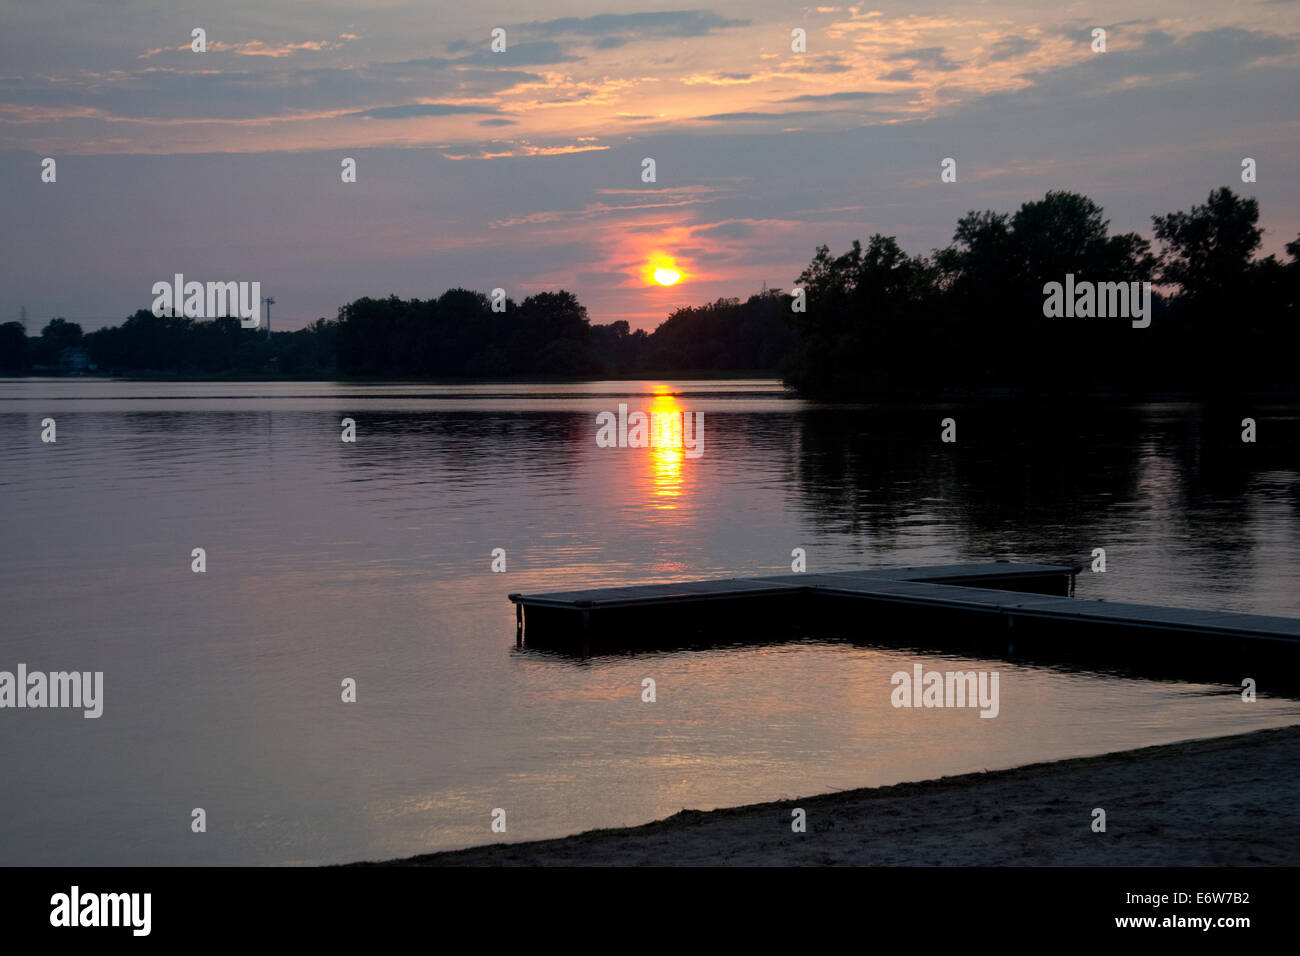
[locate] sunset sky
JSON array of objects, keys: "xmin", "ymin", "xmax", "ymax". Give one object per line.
[{"xmin": 2, "ymin": 1, "xmax": 1298, "ymax": 331}]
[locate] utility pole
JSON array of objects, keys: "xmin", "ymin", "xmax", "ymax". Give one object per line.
[{"xmin": 263, "ymin": 296, "xmax": 275, "ymax": 339}]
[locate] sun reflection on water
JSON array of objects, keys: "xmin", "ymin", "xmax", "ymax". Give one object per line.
[{"xmin": 649, "ymin": 389, "xmax": 685, "ymax": 507}]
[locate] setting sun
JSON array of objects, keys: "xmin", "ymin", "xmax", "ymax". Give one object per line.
[{"xmin": 644, "ymin": 251, "xmax": 685, "ymax": 288}]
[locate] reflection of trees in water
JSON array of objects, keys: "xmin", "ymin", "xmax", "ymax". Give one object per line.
[
  {"xmin": 792, "ymin": 402, "xmax": 1299, "ymax": 567},
  {"xmin": 332, "ymin": 412, "xmax": 588, "ymax": 481}
]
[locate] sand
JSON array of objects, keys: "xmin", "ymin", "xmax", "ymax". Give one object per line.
[{"xmin": 367, "ymin": 725, "xmax": 1300, "ymax": 866}]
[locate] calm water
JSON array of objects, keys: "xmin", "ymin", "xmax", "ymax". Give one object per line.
[{"xmin": 2, "ymin": 378, "xmax": 1299, "ymax": 865}]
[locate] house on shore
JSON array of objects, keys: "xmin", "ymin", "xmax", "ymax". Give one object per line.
[{"xmin": 59, "ymin": 346, "xmax": 94, "ymax": 373}]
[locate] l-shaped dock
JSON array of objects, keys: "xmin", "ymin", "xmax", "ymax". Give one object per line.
[{"xmin": 510, "ymin": 562, "xmax": 1300, "ymax": 686}]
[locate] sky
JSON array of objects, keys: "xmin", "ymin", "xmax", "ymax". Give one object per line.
[{"xmin": 1, "ymin": 1, "xmax": 1298, "ymax": 332}]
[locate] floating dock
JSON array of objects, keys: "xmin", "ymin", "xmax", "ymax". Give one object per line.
[
  {"xmin": 509, "ymin": 562, "xmax": 1300, "ymax": 686},
  {"xmin": 511, "ymin": 562, "xmax": 1073, "ymax": 641}
]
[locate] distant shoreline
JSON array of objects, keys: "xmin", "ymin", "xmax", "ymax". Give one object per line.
[
  {"xmin": 6, "ymin": 373, "xmax": 1300, "ymax": 402},
  {"xmin": 358, "ymin": 725, "xmax": 1300, "ymax": 866},
  {"xmin": 0, "ymin": 369, "xmax": 780, "ymax": 384}
]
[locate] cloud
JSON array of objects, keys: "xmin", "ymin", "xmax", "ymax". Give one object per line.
[
  {"xmin": 884, "ymin": 46, "xmax": 960, "ymax": 71},
  {"xmin": 439, "ymin": 40, "xmax": 583, "ymax": 66},
  {"xmin": 694, "ymin": 109, "xmax": 872, "ymax": 122},
  {"xmin": 1153, "ymin": 26, "xmax": 1295, "ymax": 64},
  {"xmin": 809, "ymin": 62, "xmax": 854, "ymax": 74},
  {"xmin": 226, "ymin": 40, "xmax": 346, "ymax": 58},
  {"xmin": 515, "ymin": 11, "xmax": 750, "ymax": 39},
  {"xmin": 348, "ymin": 103, "xmax": 503, "ymax": 119},
  {"xmin": 442, "ymin": 141, "xmax": 611, "ymax": 160},
  {"xmin": 139, "ymin": 38, "xmax": 351, "ymax": 60},
  {"xmin": 0, "ymin": 57, "xmax": 544, "ymax": 127},
  {"xmin": 1014, "ymin": 26, "xmax": 1296, "ymax": 92},
  {"xmin": 986, "ymin": 36, "xmax": 1041, "ymax": 62},
  {"xmin": 695, "ymin": 111, "xmax": 798, "ymax": 121},
  {"xmin": 693, "ymin": 221, "xmax": 755, "ymax": 239},
  {"xmin": 478, "ymin": 117, "xmax": 518, "ymax": 127},
  {"xmin": 778, "ymin": 90, "xmax": 894, "ymax": 103},
  {"xmin": 682, "ymin": 72, "xmax": 755, "ymax": 85}
]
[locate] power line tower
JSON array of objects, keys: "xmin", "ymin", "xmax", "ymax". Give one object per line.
[{"xmin": 262, "ymin": 296, "xmax": 276, "ymax": 338}]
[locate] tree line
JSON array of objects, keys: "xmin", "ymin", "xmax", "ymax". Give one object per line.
[
  {"xmin": 1, "ymin": 187, "xmax": 1295, "ymax": 397},
  {"xmin": 0, "ymin": 288, "xmax": 793, "ymax": 380},
  {"xmin": 784, "ymin": 187, "xmax": 1299, "ymax": 398}
]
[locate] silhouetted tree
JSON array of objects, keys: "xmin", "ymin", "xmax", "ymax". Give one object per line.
[
  {"xmin": 1149, "ymin": 188, "xmax": 1294, "ymax": 392},
  {"xmin": 786, "ymin": 192, "xmax": 1161, "ymax": 397},
  {"xmin": 1154, "ymin": 187, "xmax": 1262, "ymax": 303},
  {"xmin": 0, "ymin": 322, "xmax": 26, "ymax": 371}
]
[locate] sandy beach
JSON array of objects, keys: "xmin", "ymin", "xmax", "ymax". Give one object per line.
[{"xmin": 370, "ymin": 725, "xmax": 1300, "ymax": 866}]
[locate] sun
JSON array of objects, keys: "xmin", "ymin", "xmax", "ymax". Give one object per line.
[{"xmin": 645, "ymin": 252, "xmax": 686, "ymax": 287}]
